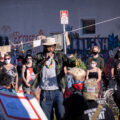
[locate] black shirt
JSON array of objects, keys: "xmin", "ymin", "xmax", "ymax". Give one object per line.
[
  {"xmin": 83, "ymin": 100, "xmax": 115, "ymax": 120},
  {"xmin": 88, "ymin": 72, "xmax": 98, "ymax": 79},
  {"xmin": 111, "ymin": 59, "xmax": 120, "ymax": 75}
]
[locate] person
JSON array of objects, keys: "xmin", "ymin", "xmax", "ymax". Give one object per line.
[
  {"xmin": 16, "ymin": 53, "xmax": 24, "ymax": 77},
  {"xmin": 64, "ymin": 54, "xmax": 75, "ymax": 89},
  {"xmin": 83, "ymin": 79, "xmax": 115, "ymax": 120},
  {"xmin": 0, "ymin": 36, "xmax": 9, "ymax": 46},
  {"xmin": 2, "ymin": 53, "xmax": 18, "ymax": 92},
  {"xmin": 86, "ymin": 58, "xmax": 102, "ymax": 97},
  {"xmin": 37, "ymin": 29, "xmax": 46, "ymax": 41},
  {"xmin": 86, "ymin": 46, "xmax": 104, "ymax": 71},
  {"xmin": 16, "ymin": 53, "xmax": 24, "ymax": 93},
  {"xmin": 22, "ymin": 55, "xmax": 36, "ymax": 94},
  {"xmin": 32, "ymin": 37, "xmax": 75, "ymax": 120},
  {"xmin": 11, "ymin": 45, "xmax": 18, "ymax": 65},
  {"xmin": 0, "ymin": 72, "xmax": 16, "ymax": 93},
  {"xmin": 64, "ymin": 67, "xmax": 86, "ymax": 99},
  {"xmin": 0, "ymin": 52, "xmax": 5, "ymax": 70},
  {"xmin": 111, "ymin": 49, "xmax": 120, "ymax": 81},
  {"xmin": 26, "ymin": 49, "xmax": 32, "ymax": 56},
  {"xmin": 111, "ymin": 49, "xmax": 120, "ymax": 109},
  {"xmin": 63, "ymin": 93, "xmax": 87, "ymax": 120}
]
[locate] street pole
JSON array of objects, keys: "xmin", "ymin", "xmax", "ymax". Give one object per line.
[{"xmin": 63, "ymin": 24, "xmax": 67, "ymax": 54}]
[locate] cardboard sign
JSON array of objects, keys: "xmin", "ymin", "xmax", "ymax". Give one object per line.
[
  {"xmin": 0, "ymin": 91, "xmax": 48, "ymax": 120},
  {"xmin": 87, "ymin": 86, "xmax": 95, "ymax": 93},
  {"xmin": 60, "ymin": 10, "xmax": 69, "ymax": 24},
  {"xmin": 0, "ymin": 45, "xmax": 11, "ymax": 53},
  {"xmin": 33, "ymin": 39, "xmax": 41, "ymax": 47},
  {"xmin": 52, "ymin": 34, "xmax": 63, "ymax": 50}
]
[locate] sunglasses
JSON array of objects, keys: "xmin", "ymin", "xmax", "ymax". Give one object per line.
[{"xmin": 5, "ymin": 58, "xmax": 10, "ymax": 60}]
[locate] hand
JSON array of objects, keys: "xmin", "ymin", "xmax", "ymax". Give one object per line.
[
  {"xmin": 36, "ymin": 95, "xmax": 40, "ymax": 102},
  {"xmin": 67, "ymin": 70, "xmax": 73, "ymax": 75},
  {"xmin": 111, "ymin": 76, "xmax": 115, "ymax": 80},
  {"xmin": 31, "ymin": 91, "xmax": 40, "ymax": 102},
  {"xmin": 26, "ymin": 82, "xmax": 30, "ymax": 87},
  {"xmin": 46, "ymin": 52, "xmax": 53, "ymax": 58},
  {"xmin": 96, "ymin": 80, "xmax": 100, "ymax": 83},
  {"xmin": 64, "ymin": 67, "xmax": 68, "ymax": 76}
]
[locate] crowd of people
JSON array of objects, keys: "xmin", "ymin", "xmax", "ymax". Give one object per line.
[{"xmin": 0, "ymin": 37, "xmax": 120, "ymax": 120}]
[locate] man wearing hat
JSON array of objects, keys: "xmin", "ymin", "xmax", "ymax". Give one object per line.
[{"xmin": 32, "ymin": 37, "xmax": 75, "ymax": 120}]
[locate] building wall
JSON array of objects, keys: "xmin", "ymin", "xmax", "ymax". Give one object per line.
[{"xmin": 0, "ymin": 0, "xmax": 120, "ymax": 42}]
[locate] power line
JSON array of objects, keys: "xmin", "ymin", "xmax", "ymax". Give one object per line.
[
  {"xmin": 70, "ymin": 16, "xmax": 120, "ymax": 33},
  {"xmin": 9, "ymin": 16, "xmax": 120, "ymax": 46}
]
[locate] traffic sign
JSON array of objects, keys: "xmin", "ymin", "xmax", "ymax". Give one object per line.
[{"xmin": 60, "ymin": 10, "xmax": 68, "ymax": 24}]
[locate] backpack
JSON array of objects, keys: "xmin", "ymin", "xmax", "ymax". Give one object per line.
[
  {"xmin": 64, "ymin": 85, "xmax": 82, "ymax": 99},
  {"xmin": 83, "ymin": 78, "xmax": 98, "ymax": 100}
]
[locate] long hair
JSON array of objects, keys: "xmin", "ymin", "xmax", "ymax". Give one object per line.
[
  {"xmin": 24, "ymin": 55, "xmax": 33, "ymax": 64},
  {"xmin": 0, "ymin": 72, "xmax": 12, "ymax": 86},
  {"xmin": 63, "ymin": 93, "xmax": 87, "ymax": 120}
]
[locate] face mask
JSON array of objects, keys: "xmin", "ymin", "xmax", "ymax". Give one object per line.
[
  {"xmin": 90, "ymin": 64, "xmax": 96, "ymax": 68},
  {"xmin": 92, "ymin": 52, "xmax": 98, "ymax": 55},
  {"xmin": 5, "ymin": 59, "xmax": 11, "ymax": 64}
]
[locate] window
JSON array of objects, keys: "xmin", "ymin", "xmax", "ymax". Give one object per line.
[{"xmin": 82, "ymin": 19, "xmax": 95, "ymax": 34}]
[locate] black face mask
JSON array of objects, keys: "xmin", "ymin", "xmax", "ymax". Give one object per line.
[{"xmin": 92, "ymin": 52, "xmax": 98, "ymax": 55}]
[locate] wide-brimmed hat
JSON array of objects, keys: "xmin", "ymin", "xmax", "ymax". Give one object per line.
[
  {"xmin": 42, "ymin": 37, "xmax": 57, "ymax": 46},
  {"xmin": 83, "ymin": 78, "xmax": 98, "ymax": 100}
]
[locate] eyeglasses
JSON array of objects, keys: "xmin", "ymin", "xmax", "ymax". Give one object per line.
[{"xmin": 5, "ymin": 58, "xmax": 10, "ymax": 60}]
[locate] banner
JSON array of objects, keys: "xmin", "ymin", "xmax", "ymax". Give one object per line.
[
  {"xmin": 0, "ymin": 91, "xmax": 48, "ymax": 120},
  {"xmin": 33, "ymin": 39, "xmax": 41, "ymax": 47},
  {"xmin": 0, "ymin": 45, "xmax": 11, "ymax": 53}
]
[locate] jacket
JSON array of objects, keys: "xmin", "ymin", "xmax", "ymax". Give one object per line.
[{"xmin": 32, "ymin": 51, "xmax": 75, "ymax": 91}]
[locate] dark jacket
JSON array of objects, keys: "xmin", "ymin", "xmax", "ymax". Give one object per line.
[{"xmin": 32, "ymin": 51, "xmax": 75, "ymax": 90}]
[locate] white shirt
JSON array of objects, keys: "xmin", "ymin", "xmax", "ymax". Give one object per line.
[{"xmin": 39, "ymin": 56, "xmax": 59, "ymax": 90}]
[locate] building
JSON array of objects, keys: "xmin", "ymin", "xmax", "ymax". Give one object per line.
[
  {"xmin": 0, "ymin": 0, "xmax": 119, "ymax": 38},
  {"xmin": 0, "ymin": 0, "xmax": 119, "ymax": 57}
]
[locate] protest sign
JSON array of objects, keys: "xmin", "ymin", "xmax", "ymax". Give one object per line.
[
  {"xmin": 0, "ymin": 45, "xmax": 11, "ymax": 53},
  {"xmin": 33, "ymin": 39, "xmax": 41, "ymax": 47}
]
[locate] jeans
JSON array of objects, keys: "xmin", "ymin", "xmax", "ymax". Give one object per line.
[{"xmin": 40, "ymin": 90, "xmax": 65, "ymax": 120}]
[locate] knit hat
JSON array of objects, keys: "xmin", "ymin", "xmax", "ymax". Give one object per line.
[{"xmin": 83, "ymin": 78, "xmax": 98, "ymax": 100}]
